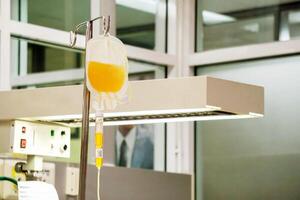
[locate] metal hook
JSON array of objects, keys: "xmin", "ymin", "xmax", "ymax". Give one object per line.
[
  {"xmin": 70, "ymin": 20, "xmax": 89, "ymax": 48},
  {"xmin": 70, "ymin": 16, "xmax": 111, "ymax": 48},
  {"xmin": 103, "ymin": 16, "xmax": 111, "ymax": 36},
  {"xmin": 92, "ymin": 16, "xmax": 110, "ymax": 36}
]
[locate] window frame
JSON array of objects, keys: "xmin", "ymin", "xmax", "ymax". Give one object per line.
[
  {"xmin": 0, "ymin": 0, "xmax": 175, "ymax": 88},
  {"xmin": 194, "ymin": 0, "xmax": 300, "ymax": 66}
]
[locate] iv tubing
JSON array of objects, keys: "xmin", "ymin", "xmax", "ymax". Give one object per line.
[
  {"xmin": 97, "ymin": 169, "xmax": 101, "ymax": 200},
  {"xmin": 0, "ymin": 176, "xmax": 18, "ymax": 186}
]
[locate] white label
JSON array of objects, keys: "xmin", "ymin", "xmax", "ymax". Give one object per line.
[
  {"xmin": 18, "ymin": 181, "xmax": 59, "ymax": 200},
  {"xmin": 95, "ymin": 149, "xmax": 103, "ymax": 158}
]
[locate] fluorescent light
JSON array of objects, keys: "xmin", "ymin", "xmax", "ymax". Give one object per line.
[
  {"xmin": 26, "ymin": 107, "xmax": 217, "ymax": 121},
  {"xmin": 104, "ymin": 107, "xmax": 220, "ymax": 117},
  {"xmin": 25, "ymin": 106, "xmax": 221, "ymax": 121},
  {"xmin": 0, "ymin": 76, "xmax": 264, "ymax": 126},
  {"xmin": 24, "ymin": 109, "xmax": 263, "ymax": 127},
  {"xmin": 104, "ymin": 112, "xmax": 263, "ymax": 126},
  {"xmin": 103, "ymin": 114, "xmax": 260, "ymax": 126}
]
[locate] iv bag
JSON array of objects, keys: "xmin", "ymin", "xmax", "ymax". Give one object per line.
[{"xmin": 86, "ymin": 34, "xmax": 128, "ymax": 110}]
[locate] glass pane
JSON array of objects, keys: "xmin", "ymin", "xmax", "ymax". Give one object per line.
[
  {"xmin": 195, "ymin": 55, "xmax": 300, "ymax": 199},
  {"xmin": 196, "ymin": 0, "xmax": 300, "ymax": 51},
  {"xmin": 287, "ymin": 9, "xmax": 300, "ymax": 39},
  {"xmin": 201, "ymin": 15, "xmax": 274, "ymax": 50},
  {"xmin": 12, "ymin": 37, "xmax": 166, "ymax": 87},
  {"xmin": 116, "ymin": 0, "xmax": 166, "ymax": 51},
  {"xmin": 11, "ymin": 0, "xmax": 90, "ymax": 33},
  {"xmin": 11, "ymin": 37, "xmax": 84, "ymax": 75}
]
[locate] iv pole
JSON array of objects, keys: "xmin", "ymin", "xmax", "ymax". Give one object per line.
[
  {"xmin": 79, "ymin": 20, "xmax": 92, "ymax": 200},
  {"xmin": 70, "ymin": 16, "xmax": 110, "ymax": 200}
]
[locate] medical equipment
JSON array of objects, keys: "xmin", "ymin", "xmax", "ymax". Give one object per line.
[
  {"xmin": 70, "ymin": 16, "xmax": 128, "ymax": 200},
  {"xmin": 0, "ymin": 120, "xmax": 70, "ymax": 181}
]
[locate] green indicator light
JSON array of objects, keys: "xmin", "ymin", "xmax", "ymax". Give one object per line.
[{"xmin": 51, "ymin": 130, "xmax": 55, "ymax": 137}]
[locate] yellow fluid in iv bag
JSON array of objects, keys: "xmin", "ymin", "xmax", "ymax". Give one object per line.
[{"xmin": 88, "ymin": 61, "xmax": 126, "ymax": 93}]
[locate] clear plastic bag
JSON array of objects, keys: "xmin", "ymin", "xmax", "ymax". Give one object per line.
[{"xmin": 86, "ymin": 34, "xmax": 128, "ymax": 110}]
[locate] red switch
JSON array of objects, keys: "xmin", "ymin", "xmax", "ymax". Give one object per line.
[
  {"xmin": 20, "ymin": 139, "xmax": 26, "ymax": 148},
  {"xmin": 22, "ymin": 127, "xmax": 26, "ymax": 134}
]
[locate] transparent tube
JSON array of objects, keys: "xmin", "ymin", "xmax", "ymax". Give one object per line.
[
  {"xmin": 95, "ymin": 109, "xmax": 104, "ymax": 169},
  {"xmin": 95, "ymin": 109, "xmax": 103, "ymax": 200}
]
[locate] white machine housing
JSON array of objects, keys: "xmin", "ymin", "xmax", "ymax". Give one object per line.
[{"xmin": 0, "ymin": 120, "xmax": 70, "ymax": 158}]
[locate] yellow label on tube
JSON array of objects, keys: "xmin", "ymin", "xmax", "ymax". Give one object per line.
[
  {"xmin": 96, "ymin": 157, "xmax": 103, "ymax": 168},
  {"xmin": 95, "ymin": 132, "xmax": 103, "ymax": 148}
]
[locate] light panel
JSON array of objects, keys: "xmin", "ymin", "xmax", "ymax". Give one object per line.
[{"xmin": 0, "ymin": 76, "xmax": 264, "ymax": 126}]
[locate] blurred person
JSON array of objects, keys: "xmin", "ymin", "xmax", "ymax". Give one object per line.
[{"xmin": 115, "ymin": 124, "xmax": 153, "ymax": 169}]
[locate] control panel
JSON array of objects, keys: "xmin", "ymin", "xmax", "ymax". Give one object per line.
[{"xmin": 0, "ymin": 120, "xmax": 70, "ymax": 158}]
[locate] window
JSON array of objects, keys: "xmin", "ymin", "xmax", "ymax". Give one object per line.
[
  {"xmin": 116, "ymin": 0, "xmax": 166, "ymax": 51},
  {"xmin": 9, "ymin": 0, "xmax": 170, "ymax": 89},
  {"xmin": 11, "ymin": 41, "xmax": 166, "ymax": 88},
  {"xmin": 285, "ymin": 9, "xmax": 300, "ymax": 39},
  {"xmin": 11, "ymin": 0, "xmax": 90, "ymax": 33},
  {"xmin": 11, "ymin": 37, "xmax": 84, "ymax": 75},
  {"xmin": 196, "ymin": 0, "xmax": 300, "ymax": 51}
]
